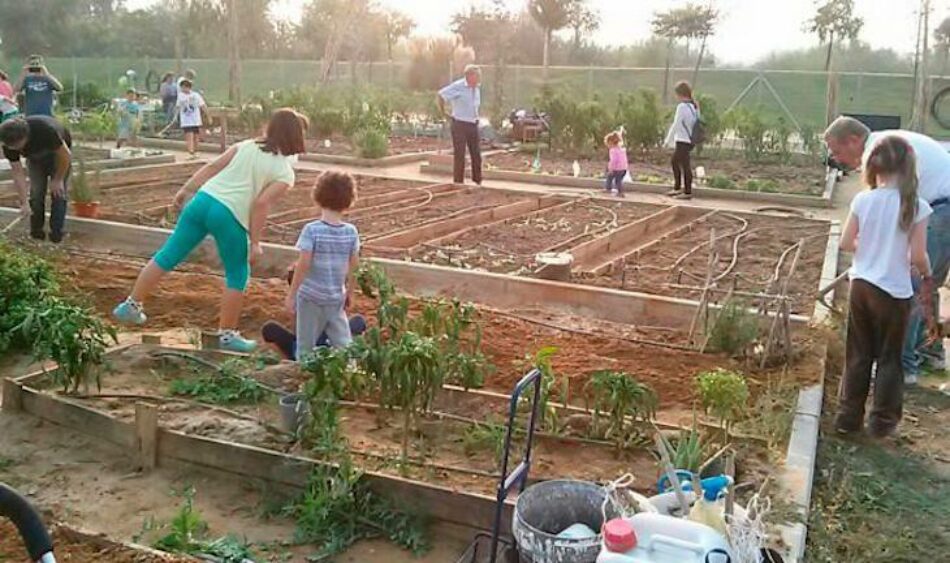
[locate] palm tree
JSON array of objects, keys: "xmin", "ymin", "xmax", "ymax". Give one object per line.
[{"xmin": 528, "ymin": 0, "xmax": 576, "ymax": 79}]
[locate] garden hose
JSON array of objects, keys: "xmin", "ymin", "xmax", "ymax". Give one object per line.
[
  {"xmin": 931, "ymin": 85, "xmax": 950, "ymax": 130},
  {"xmin": 0, "ymin": 483, "xmax": 56, "ymax": 562}
]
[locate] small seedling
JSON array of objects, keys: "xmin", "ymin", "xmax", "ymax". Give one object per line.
[
  {"xmin": 152, "ymin": 488, "xmax": 256, "ymax": 563},
  {"xmin": 462, "ymin": 421, "xmax": 508, "ymax": 469},
  {"xmin": 169, "ymin": 361, "xmax": 266, "ymax": 405}
]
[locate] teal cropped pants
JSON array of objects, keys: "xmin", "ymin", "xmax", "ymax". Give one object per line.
[{"xmin": 153, "ymin": 191, "xmax": 249, "ymax": 290}]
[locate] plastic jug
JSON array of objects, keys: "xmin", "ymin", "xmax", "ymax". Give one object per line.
[{"xmin": 596, "ymin": 513, "xmax": 733, "ymax": 563}]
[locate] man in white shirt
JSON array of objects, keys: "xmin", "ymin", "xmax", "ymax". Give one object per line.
[
  {"xmin": 437, "ymin": 64, "xmax": 482, "ymax": 185},
  {"xmin": 825, "ymin": 116, "xmax": 950, "ymax": 381}
]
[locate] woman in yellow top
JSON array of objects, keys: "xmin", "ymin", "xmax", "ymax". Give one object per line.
[{"xmin": 113, "ymin": 108, "xmax": 308, "ymax": 352}]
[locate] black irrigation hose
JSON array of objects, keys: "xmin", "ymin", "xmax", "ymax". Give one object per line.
[
  {"xmin": 932, "ymin": 85, "xmax": 950, "ymax": 130},
  {"xmin": 0, "ymin": 483, "xmax": 54, "ymax": 562}
]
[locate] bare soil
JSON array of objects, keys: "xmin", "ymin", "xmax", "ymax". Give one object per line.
[
  {"xmin": 487, "ymin": 147, "xmax": 827, "ymax": 196},
  {"xmin": 583, "ymin": 211, "xmax": 829, "ymax": 314},
  {"xmin": 49, "ymin": 250, "xmax": 822, "ymax": 410},
  {"xmin": 411, "ymin": 199, "xmax": 662, "ymax": 275},
  {"xmin": 0, "ymin": 521, "xmax": 196, "ymax": 562}
]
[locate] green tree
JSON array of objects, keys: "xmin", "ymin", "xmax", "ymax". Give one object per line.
[
  {"xmin": 528, "ymin": 0, "xmax": 578, "ymax": 78},
  {"xmin": 566, "ymin": 2, "xmax": 600, "ymax": 63},
  {"xmin": 806, "ymin": 0, "xmax": 864, "ymax": 72},
  {"xmin": 935, "ymin": 16, "xmax": 950, "ymax": 73},
  {"xmin": 381, "ymin": 9, "xmax": 415, "ymax": 61}
]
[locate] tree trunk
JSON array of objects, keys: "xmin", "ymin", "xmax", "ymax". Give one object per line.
[
  {"xmin": 542, "ymin": 28, "xmax": 551, "ymax": 80},
  {"xmin": 662, "ymin": 39, "xmax": 673, "ymax": 103},
  {"xmin": 692, "ymin": 34, "xmax": 708, "ymax": 87},
  {"xmin": 227, "ymin": 0, "xmax": 241, "ymax": 105},
  {"xmin": 823, "ymin": 32, "xmax": 835, "ymax": 72}
]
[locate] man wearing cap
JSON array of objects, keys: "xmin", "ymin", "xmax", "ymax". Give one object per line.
[
  {"xmin": 825, "ymin": 116, "xmax": 950, "ymax": 383},
  {"xmin": 14, "ymin": 55, "xmax": 62, "ymax": 117},
  {"xmin": 437, "ymin": 64, "xmax": 482, "ymax": 185}
]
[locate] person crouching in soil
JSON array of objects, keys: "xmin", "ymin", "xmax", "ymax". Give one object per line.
[
  {"xmin": 262, "ymin": 264, "xmax": 367, "ymax": 361},
  {"xmin": 112, "ymin": 109, "xmax": 308, "ymax": 353},
  {"xmin": 835, "ymin": 135, "xmax": 936, "ymax": 439},
  {"xmin": 285, "ymin": 172, "xmax": 360, "ymax": 361}
]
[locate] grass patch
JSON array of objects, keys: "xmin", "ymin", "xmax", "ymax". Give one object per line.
[{"xmin": 807, "ymin": 431, "xmax": 950, "ymax": 562}]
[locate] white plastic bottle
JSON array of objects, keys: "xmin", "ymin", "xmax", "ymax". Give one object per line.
[{"xmin": 597, "ymin": 513, "xmax": 733, "ymax": 563}]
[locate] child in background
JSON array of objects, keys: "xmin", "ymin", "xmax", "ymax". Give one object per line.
[
  {"xmin": 605, "ymin": 131, "xmax": 628, "ymax": 198},
  {"xmin": 176, "ymin": 78, "xmax": 206, "ymax": 159},
  {"xmin": 286, "ymin": 171, "xmax": 360, "ymax": 360},
  {"xmin": 836, "ymin": 135, "xmax": 934, "ymax": 439},
  {"xmin": 116, "ymin": 88, "xmax": 140, "ymax": 148}
]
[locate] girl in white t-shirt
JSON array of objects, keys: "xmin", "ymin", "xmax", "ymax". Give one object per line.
[
  {"xmin": 836, "ymin": 135, "xmax": 934, "ymax": 438},
  {"xmin": 176, "ymin": 78, "xmax": 206, "ymax": 159}
]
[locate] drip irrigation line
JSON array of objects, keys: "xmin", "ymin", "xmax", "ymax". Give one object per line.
[
  {"xmin": 352, "ymin": 189, "xmax": 434, "ymax": 221},
  {"xmin": 671, "ymin": 213, "xmax": 749, "ymax": 274}
]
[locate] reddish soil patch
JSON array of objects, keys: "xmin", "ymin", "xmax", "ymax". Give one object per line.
[
  {"xmin": 0, "ymin": 521, "xmax": 194, "ymax": 562},
  {"xmin": 305, "ymin": 134, "xmax": 445, "ymax": 157},
  {"xmin": 411, "ymin": 200, "xmax": 662, "ymax": 274},
  {"xmin": 52, "ymin": 251, "xmax": 819, "ymax": 410},
  {"xmin": 583, "ymin": 212, "xmax": 829, "ymax": 315},
  {"xmin": 487, "ymin": 147, "xmax": 827, "ymax": 196}
]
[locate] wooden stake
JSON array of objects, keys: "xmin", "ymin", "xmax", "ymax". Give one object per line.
[
  {"xmin": 688, "ymin": 228, "xmax": 717, "ymax": 348},
  {"xmin": 135, "ymin": 402, "xmax": 159, "ymax": 471},
  {"xmin": 761, "ymin": 240, "xmax": 803, "ymax": 369}
]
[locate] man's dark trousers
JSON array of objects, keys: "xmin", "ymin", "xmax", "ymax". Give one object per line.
[{"xmin": 451, "ymin": 118, "xmax": 481, "ymax": 184}]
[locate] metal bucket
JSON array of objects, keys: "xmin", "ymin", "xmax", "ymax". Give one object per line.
[{"xmin": 512, "ymin": 480, "xmax": 618, "ymax": 563}]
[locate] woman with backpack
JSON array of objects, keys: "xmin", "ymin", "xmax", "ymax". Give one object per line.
[{"xmin": 665, "ymin": 81, "xmax": 702, "ymax": 200}]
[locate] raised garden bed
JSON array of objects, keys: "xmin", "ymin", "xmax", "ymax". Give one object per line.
[
  {"xmin": 304, "ymin": 134, "xmax": 446, "ymax": 157},
  {"xmin": 488, "ymin": 147, "xmax": 827, "ymax": 196},
  {"xmin": 0, "ymin": 520, "xmax": 195, "ymax": 562}
]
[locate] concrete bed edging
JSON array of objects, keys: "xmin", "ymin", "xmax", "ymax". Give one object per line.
[
  {"xmin": 776, "ymin": 220, "xmax": 840, "ymax": 562},
  {"xmin": 0, "ymin": 153, "xmax": 176, "ymax": 182},
  {"xmin": 421, "ymin": 159, "xmax": 837, "ymax": 209},
  {"xmin": 0, "ymin": 208, "xmax": 813, "ymax": 332}
]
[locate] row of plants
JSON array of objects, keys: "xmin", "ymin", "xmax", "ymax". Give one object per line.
[
  {"xmin": 532, "ymin": 84, "xmax": 822, "ymax": 164},
  {"xmin": 0, "ymin": 242, "xmax": 116, "ymax": 393},
  {"xmin": 238, "ymin": 86, "xmax": 442, "ymax": 159}
]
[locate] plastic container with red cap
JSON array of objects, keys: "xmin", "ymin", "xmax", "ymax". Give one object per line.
[{"xmin": 603, "ymin": 518, "xmax": 638, "ymax": 552}]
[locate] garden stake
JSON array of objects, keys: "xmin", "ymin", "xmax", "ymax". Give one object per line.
[{"xmin": 760, "ymin": 239, "xmax": 803, "ymax": 369}]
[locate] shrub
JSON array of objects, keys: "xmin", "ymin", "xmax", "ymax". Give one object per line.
[
  {"xmin": 724, "ymin": 107, "xmax": 768, "ymax": 161},
  {"xmin": 695, "ymin": 368, "xmax": 749, "ymax": 440},
  {"xmin": 353, "ymin": 127, "xmax": 389, "ymax": 159},
  {"xmin": 694, "ymin": 94, "xmax": 722, "ymax": 144},
  {"xmin": 615, "ymin": 89, "xmax": 664, "ymax": 150},
  {"xmin": 535, "ymin": 86, "xmax": 609, "ymax": 156},
  {"xmin": 310, "ymin": 107, "xmax": 346, "ymax": 137},
  {"xmin": 706, "ymin": 298, "xmax": 759, "ymax": 356},
  {"xmin": 707, "ymin": 175, "xmax": 737, "ymax": 190},
  {"xmin": 765, "ymin": 117, "xmax": 794, "ymax": 162},
  {"xmin": 61, "ymin": 80, "xmax": 110, "ymax": 109}
]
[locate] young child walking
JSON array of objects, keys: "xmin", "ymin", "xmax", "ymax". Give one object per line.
[
  {"xmin": 605, "ymin": 131, "xmax": 628, "ymax": 198},
  {"xmin": 836, "ymin": 135, "xmax": 934, "ymax": 438},
  {"xmin": 286, "ymin": 171, "xmax": 360, "ymax": 360},
  {"xmin": 116, "ymin": 88, "xmax": 140, "ymax": 148},
  {"xmin": 176, "ymin": 78, "xmax": 206, "ymax": 159}
]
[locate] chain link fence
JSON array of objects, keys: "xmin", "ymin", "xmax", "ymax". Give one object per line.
[{"xmin": 3, "ymin": 56, "xmax": 948, "ymax": 137}]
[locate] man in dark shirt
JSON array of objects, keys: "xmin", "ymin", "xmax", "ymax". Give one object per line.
[{"xmin": 0, "ymin": 115, "xmax": 72, "ymax": 242}]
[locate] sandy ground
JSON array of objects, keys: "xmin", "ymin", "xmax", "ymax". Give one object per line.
[{"xmin": 0, "ymin": 355, "xmax": 468, "ymax": 562}]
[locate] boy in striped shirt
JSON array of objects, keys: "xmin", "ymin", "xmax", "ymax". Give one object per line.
[{"xmin": 286, "ymin": 172, "xmax": 360, "ymax": 359}]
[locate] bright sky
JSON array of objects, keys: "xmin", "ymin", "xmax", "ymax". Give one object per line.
[{"xmin": 127, "ymin": 0, "xmax": 950, "ymax": 65}]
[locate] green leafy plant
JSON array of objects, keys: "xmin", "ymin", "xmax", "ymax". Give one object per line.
[
  {"xmin": 724, "ymin": 107, "xmax": 768, "ymax": 162},
  {"xmin": 518, "ymin": 346, "xmax": 566, "ymax": 433},
  {"xmin": 706, "ymin": 175, "xmax": 737, "ymax": 190},
  {"xmin": 153, "ymin": 488, "xmax": 255, "ymax": 563},
  {"xmin": 353, "ymin": 127, "xmax": 390, "ymax": 159},
  {"xmin": 706, "ymin": 298, "xmax": 759, "ymax": 357},
  {"xmin": 15, "ymin": 296, "xmax": 117, "ymax": 393},
  {"xmin": 71, "ymin": 156, "xmax": 101, "ymax": 204},
  {"xmin": 669, "ymin": 423, "xmax": 709, "ymax": 473},
  {"xmin": 535, "ymin": 86, "xmax": 609, "ymax": 157},
  {"xmin": 286, "ymin": 460, "xmax": 429, "ymax": 559},
  {"xmin": 300, "ymin": 345, "xmax": 356, "ymax": 456},
  {"xmin": 169, "ymin": 363, "xmax": 266, "ymax": 405},
  {"xmin": 386, "ymin": 332, "xmax": 443, "ymax": 464},
  {"xmin": 585, "ymin": 370, "xmax": 658, "ymax": 451},
  {"xmin": 696, "ymin": 368, "xmax": 749, "ymax": 441},
  {"xmin": 615, "ymin": 89, "xmax": 664, "ymax": 150},
  {"xmin": 462, "ymin": 421, "xmax": 508, "ymax": 470},
  {"xmin": 311, "ymin": 107, "xmax": 347, "ymax": 138},
  {"xmin": 765, "ymin": 116, "xmax": 794, "ymax": 163}
]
